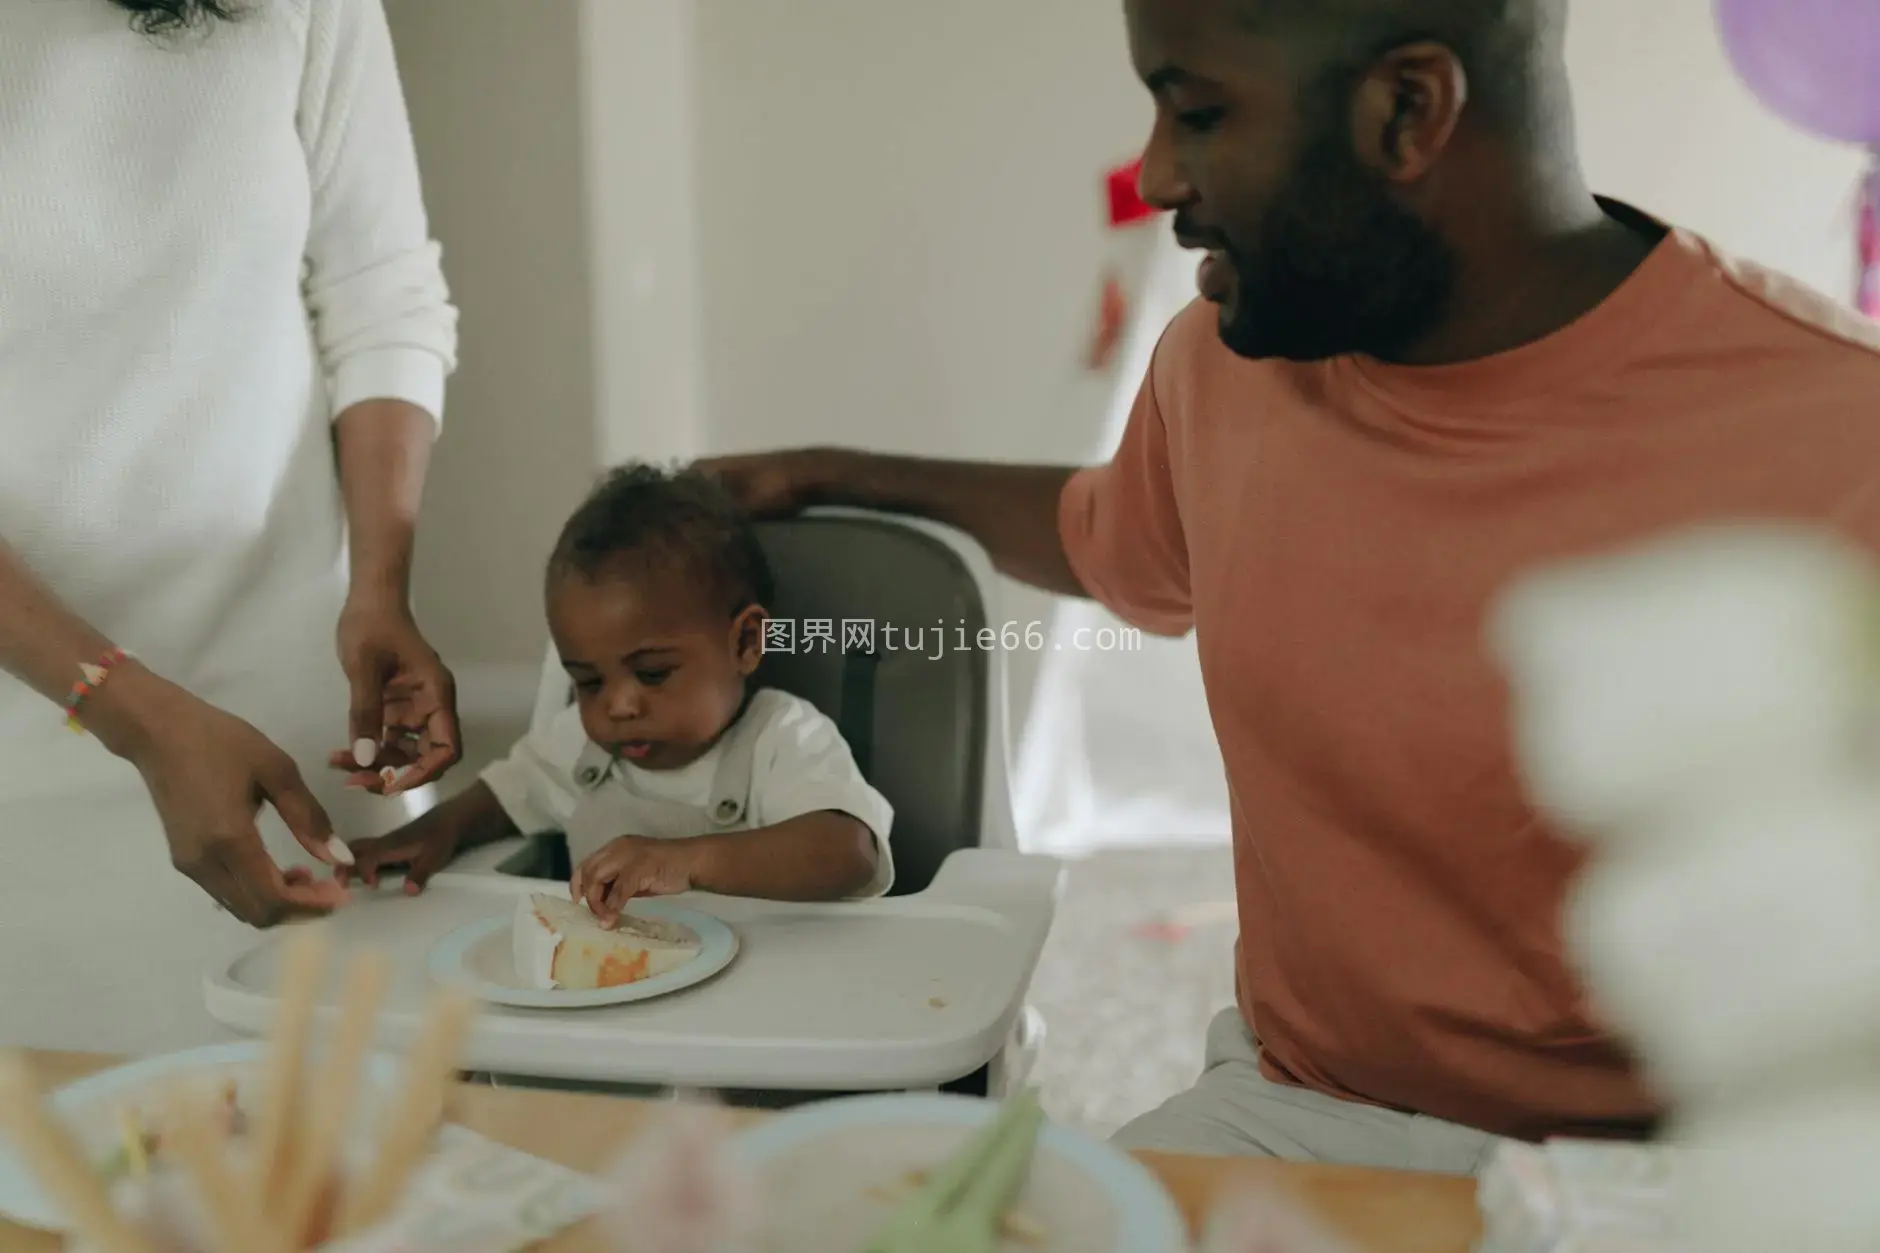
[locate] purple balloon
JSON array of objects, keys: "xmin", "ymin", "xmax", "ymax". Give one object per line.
[{"xmin": 1716, "ymin": 0, "xmax": 1880, "ymax": 146}]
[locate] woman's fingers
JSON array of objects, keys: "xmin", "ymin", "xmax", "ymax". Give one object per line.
[
  {"xmin": 188, "ymin": 845, "xmax": 262, "ymax": 923},
  {"xmin": 197, "ymin": 836, "xmax": 346, "ymax": 927},
  {"xmin": 379, "ymin": 719, "xmax": 454, "ymax": 794},
  {"xmin": 259, "ymin": 758, "xmax": 341, "ymax": 867},
  {"xmin": 331, "ymin": 732, "xmax": 426, "ymax": 794},
  {"xmin": 389, "ymin": 747, "xmax": 448, "ymax": 792}
]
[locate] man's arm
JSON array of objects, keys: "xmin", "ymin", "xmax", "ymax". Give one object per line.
[
  {"xmin": 699, "ymin": 448, "xmax": 1089, "ymax": 598},
  {"xmin": 706, "ymin": 319, "xmax": 1199, "ymax": 633}
]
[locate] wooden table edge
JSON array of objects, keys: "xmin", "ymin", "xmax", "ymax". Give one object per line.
[{"xmin": 0, "ymin": 1051, "xmax": 1482, "ymax": 1253}]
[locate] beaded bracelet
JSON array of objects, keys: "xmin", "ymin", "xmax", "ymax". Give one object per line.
[{"xmin": 62, "ymin": 646, "xmax": 132, "ymax": 733}]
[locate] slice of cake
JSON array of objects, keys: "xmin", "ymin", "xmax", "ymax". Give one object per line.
[{"xmin": 512, "ymin": 892, "xmax": 702, "ymax": 990}]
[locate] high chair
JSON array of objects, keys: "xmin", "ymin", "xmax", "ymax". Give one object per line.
[
  {"xmin": 505, "ymin": 509, "xmax": 1021, "ymax": 874},
  {"xmin": 488, "ymin": 509, "xmax": 1043, "ymax": 1098},
  {"xmin": 204, "ymin": 510, "xmax": 1058, "ymax": 1102}
]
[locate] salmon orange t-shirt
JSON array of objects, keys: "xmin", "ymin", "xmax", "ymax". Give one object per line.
[{"xmin": 1058, "ymin": 209, "xmax": 1880, "ymax": 1141}]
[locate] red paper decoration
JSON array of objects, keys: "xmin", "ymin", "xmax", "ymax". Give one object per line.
[{"xmin": 1106, "ymin": 157, "xmax": 1157, "ymax": 229}]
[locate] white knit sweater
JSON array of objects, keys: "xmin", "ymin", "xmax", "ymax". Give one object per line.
[{"xmin": 0, "ymin": 0, "xmax": 458, "ymax": 800}]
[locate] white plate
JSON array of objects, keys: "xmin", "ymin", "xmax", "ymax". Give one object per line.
[
  {"xmin": 426, "ymin": 898, "xmax": 738, "ymax": 1008},
  {"xmin": 0, "ymin": 1041, "xmax": 402, "ymax": 1233},
  {"xmin": 731, "ymin": 1092, "xmax": 1189, "ymax": 1253}
]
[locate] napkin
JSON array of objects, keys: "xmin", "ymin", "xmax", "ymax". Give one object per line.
[
  {"xmin": 81, "ymin": 1125, "xmax": 603, "ymax": 1253},
  {"xmin": 321, "ymin": 1125, "xmax": 604, "ymax": 1253}
]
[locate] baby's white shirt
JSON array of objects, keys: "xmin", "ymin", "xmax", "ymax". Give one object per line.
[{"xmin": 479, "ymin": 688, "xmax": 895, "ymax": 897}]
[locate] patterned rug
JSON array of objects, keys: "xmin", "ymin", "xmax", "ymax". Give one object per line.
[{"xmin": 1024, "ymin": 846, "xmax": 1237, "ymax": 1136}]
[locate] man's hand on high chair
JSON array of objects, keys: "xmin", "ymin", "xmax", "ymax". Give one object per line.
[{"xmin": 571, "ymin": 835, "xmax": 705, "ymax": 927}]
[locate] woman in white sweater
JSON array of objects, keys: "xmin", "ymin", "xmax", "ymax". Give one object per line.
[{"xmin": 0, "ymin": 0, "xmax": 461, "ymax": 1046}]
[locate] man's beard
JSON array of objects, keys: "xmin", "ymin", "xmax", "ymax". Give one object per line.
[{"xmin": 1216, "ymin": 130, "xmax": 1457, "ymax": 363}]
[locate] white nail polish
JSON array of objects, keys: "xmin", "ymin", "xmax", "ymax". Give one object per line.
[
  {"xmin": 352, "ymin": 737, "xmax": 378, "ymax": 768},
  {"xmin": 380, "ymin": 766, "xmax": 398, "ymax": 786},
  {"xmin": 325, "ymin": 836, "xmax": 355, "ymax": 867}
]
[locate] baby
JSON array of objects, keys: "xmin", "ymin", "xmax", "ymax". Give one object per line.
[{"xmin": 340, "ymin": 462, "xmax": 894, "ymax": 923}]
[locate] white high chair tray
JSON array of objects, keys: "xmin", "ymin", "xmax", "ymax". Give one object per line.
[{"xmin": 203, "ymin": 848, "xmax": 1062, "ymax": 1091}]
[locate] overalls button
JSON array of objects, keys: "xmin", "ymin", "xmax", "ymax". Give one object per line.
[{"xmin": 577, "ymin": 766, "xmax": 601, "ymax": 786}]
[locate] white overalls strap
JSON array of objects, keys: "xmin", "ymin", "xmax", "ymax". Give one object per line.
[{"xmin": 558, "ymin": 708, "xmax": 768, "ymax": 864}]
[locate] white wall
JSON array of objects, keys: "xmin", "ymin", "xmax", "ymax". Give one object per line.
[
  {"xmin": 578, "ymin": 0, "xmax": 709, "ymax": 468},
  {"xmin": 686, "ymin": 0, "xmax": 1870, "ymax": 465},
  {"xmin": 691, "ymin": 0, "xmax": 1147, "ymax": 461},
  {"xmin": 685, "ymin": 0, "xmax": 1869, "ymax": 473},
  {"xmin": 688, "ymin": 0, "xmax": 1150, "ymax": 742},
  {"xmin": 384, "ymin": 0, "xmax": 599, "ymax": 720},
  {"xmin": 1566, "ymin": 0, "xmax": 1866, "ymax": 297},
  {"xmin": 385, "ymin": 0, "xmax": 715, "ymax": 727}
]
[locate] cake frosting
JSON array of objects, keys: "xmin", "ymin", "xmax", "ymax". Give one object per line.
[
  {"xmin": 511, "ymin": 893, "xmax": 702, "ymax": 991},
  {"xmin": 513, "ymin": 893, "xmax": 562, "ymax": 990}
]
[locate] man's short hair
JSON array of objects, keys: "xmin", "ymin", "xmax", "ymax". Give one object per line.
[{"xmin": 1236, "ymin": 0, "xmax": 1565, "ymax": 131}]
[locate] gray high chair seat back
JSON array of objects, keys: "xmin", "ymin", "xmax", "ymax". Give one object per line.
[{"xmin": 751, "ymin": 513, "xmax": 990, "ymax": 895}]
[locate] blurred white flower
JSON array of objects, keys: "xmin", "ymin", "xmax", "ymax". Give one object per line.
[
  {"xmin": 1565, "ymin": 769, "xmax": 1880, "ymax": 1103},
  {"xmin": 1487, "ymin": 522, "xmax": 1880, "ymax": 838},
  {"xmin": 598, "ymin": 1095, "xmax": 761, "ymax": 1253},
  {"xmin": 1676, "ymin": 1080, "xmax": 1880, "ymax": 1253}
]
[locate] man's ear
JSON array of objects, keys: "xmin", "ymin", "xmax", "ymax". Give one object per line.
[
  {"xmin": 731, "ymin": 604, "xmax": 767, "ymax": 675},
  {"xmin": 1350, "ymin": 41, "xmax": 1468, "ymax": 183}
]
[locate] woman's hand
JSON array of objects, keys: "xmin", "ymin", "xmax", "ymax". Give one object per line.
[
  {"xmin": 332, "ymin": 595, "xmax": 460, "ymax": 796},
  {"xmin": 570, "ymin": 836, "xmax": 707, "ymax": 928},
  {"xmin": 91, "ymin": 666, "xmax": 351, "ymax": 927}
]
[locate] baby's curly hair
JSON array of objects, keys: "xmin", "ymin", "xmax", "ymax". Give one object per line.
[
  {"xmin": 548, "ymin": 461, "xmax": 774, "ymax": 617},
  {"xmin": 108, "ymin": 0, "xmax": 241, "ymax": 35}
]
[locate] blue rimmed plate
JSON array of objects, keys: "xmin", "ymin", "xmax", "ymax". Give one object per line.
[
  {"xmin": 731, "ymin": 1091, "xmax": 1189, "ymax": 1252},
  {"xmin": 426, "ymin": 898, "xmax": 737, "ymax": 1009},
  {"xmin": 0, "ymin": 1041, "xmax": 403, "ymax": 1233}
]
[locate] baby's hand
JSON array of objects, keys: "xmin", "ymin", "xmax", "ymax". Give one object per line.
[
  {"xmin": 571, "ymin": 836, "xmax": 704, "ymax": 927},
  {"xmin": 337, "ymin": 814, "xmax": 463, "ymax": 895}
]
